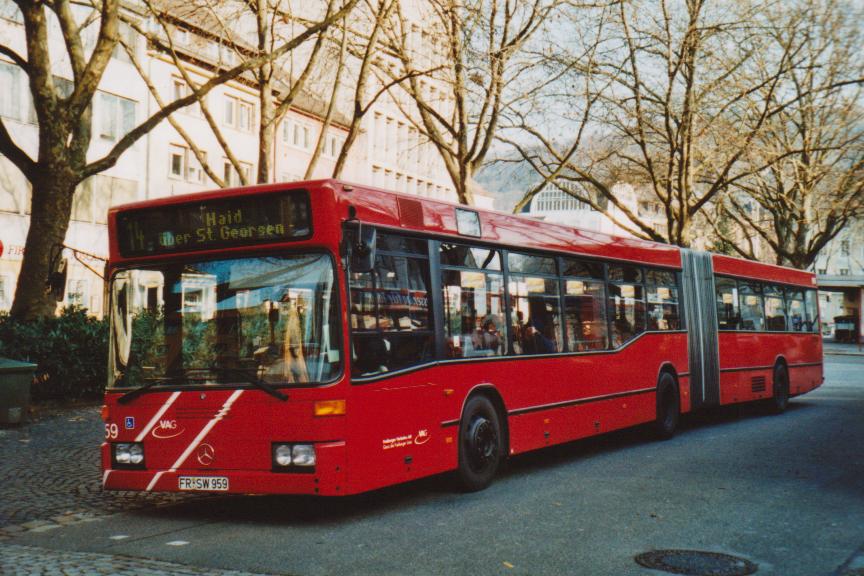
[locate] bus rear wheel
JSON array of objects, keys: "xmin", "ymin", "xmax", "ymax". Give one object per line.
[
  {"xmin": 771, "ymin": 364, "xmax": 789, "ymax": 414},
  {"xmin": 654, "ymin": 372, "xmax": 679, "ymax": 440},
  {"xmin": 456, "ymin": 395, "xmax": 503, "ymax": 492}
]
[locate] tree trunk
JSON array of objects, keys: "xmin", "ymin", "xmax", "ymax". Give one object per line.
[
  {"xmin": 10, "ymin": 170, "xmax": 77, "ymax": 321},
  {"xmin": 258, "ymin": 86, "xmax": 274, "ymax": 184}
]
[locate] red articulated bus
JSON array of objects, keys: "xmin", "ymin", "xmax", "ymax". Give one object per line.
[{"xmin": 101, "ymin": 179, "xmax": 823, "ymax": 495}]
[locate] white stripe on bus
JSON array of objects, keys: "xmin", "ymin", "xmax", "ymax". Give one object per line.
[
  {"xmin": 146, "ymin": 390, "xmax": 244, "ymax": 492},
  {"xmin": 135, "ymin": 391, "xmax": 181, "ymax": 442}
]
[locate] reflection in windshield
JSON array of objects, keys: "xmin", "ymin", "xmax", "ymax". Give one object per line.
[{"xmin": 111, "ymin": 254, "xmax": 340, "ymax": 388}]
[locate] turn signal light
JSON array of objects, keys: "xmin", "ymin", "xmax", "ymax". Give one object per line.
[
  {"xmin": 314, "ymin": 399, "xmax": 346, "ymax": 417},
  {"xmin": 100, "ymin": 405, "xmax": 110, "ymax": 422}
]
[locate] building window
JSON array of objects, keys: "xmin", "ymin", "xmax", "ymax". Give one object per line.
[
  {"xmin": 817, "ymin": 269, "xmax": 827, "ymax": 275},
  {"xmin": 384, "ymin": 117, "xmax": 394, "ymax": 154},
  {"xmin": 839, "ymin": 268, "xmax": 850, "ymax": 276},
  {"xmin": 187, "ymin": 151, "xmax": 207, "ymax": 183},
  {"xmin": 293, "ymin": 123, "xmax": 310, "ymax": 149},
  {"xmin": 223, "ymin": 160, "xmax": 252, "ymax": 187},
  {"xmin": 0, "ymin": 61, "xmax": 21, "ymax": 120},
  {"xmin": 534, "ymin": 186, "xmax": 592, "ymax": 212},
  {"xmin": 99, "ymin": 92, "xmax": 136, "ymax": 140},
  {"xmin": 224, "ymin": 95, "xmax": 254, "ymax": 131},
  {"xmin": 112, "ymin": 21, "xmax": 136, "ymax": 63},
  {"xmin": 324, "ymin": 133, "xmax": 343, "ymax": 158},
  {"xmin": 175, "ymin": 27, "xmax": 189, "ymax": 45},
  {"xmin": 169, "ymin": 146, "xmax": 207, "ymax": 183},
  {"xmin": 0, "ymin": 61, "xmax": 36, "ymax": 123},
  {"xmin": 841, "ymin": 240, "xmax": 850, "ymax": 256},
  {"xmin": 169, "ymin": 145, "xmax": 185, "ymax": 179},
  {"xmin": 172, "ymin": 78, "xmax": 202, "ymax": 116}
]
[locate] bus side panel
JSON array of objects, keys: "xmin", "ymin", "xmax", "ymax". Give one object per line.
[
  {"xmin": 347, "ymin": 380, "xmax": 454, "ymax": 494},
  {"xmin": 345, "ymin": 332, "xmax": 687, "ymax": 493},
  {"xmin": 718, "ymin": 332, "xmax": 823, "ymax": 405}
]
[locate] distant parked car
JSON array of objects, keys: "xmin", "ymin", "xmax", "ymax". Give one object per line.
[{"xmin": 834, "ymin": 315, "xmax": 859, "ymax": 343}]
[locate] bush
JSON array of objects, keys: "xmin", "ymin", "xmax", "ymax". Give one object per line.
[{"xmin": 0, "ymin": 307, "xmax": 109, "ymax": 401}]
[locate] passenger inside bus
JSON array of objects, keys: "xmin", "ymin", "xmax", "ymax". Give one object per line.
[{"xmin": 463, "ymin": 316, "xmax": 502, "ymax": 357}]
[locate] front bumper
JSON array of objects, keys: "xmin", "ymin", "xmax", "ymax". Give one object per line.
[{"xmin": 102, "ymin": 440, "xmax": 347, "ymax": 496}]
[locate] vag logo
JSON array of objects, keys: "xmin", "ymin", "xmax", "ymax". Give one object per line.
[{"xmin": 151, "ymin": 419, "xmax": 185, "ymax": 439}]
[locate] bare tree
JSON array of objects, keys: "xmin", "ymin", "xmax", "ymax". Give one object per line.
[
  {"xmin": 129, "ymin": 0, "xmax": 346, "ymax": 187},
  {"xmin": 382, "ymin": 0, "xmax": 562, "ymax": 205},
  {"xmin": 0, "ymin": 0, "xmax": 357, "ymax": 319},
  {"xmin": 709, "ymin": 0, "xmax": 864, "ymax": 269},
  {"xmin": 511, "ymin": 0, "xmax": 805, "ymax": 246}
]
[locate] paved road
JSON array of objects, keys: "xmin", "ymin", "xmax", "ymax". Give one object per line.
[{"xmin": 2, "ymin": 356, "xmax": 863, "ymax": 575}]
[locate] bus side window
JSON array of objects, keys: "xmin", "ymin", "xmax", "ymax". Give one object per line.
[
  {"xmin": 563, "ymin": 257, "xmax": 607, "ymax": 351},
  {"xmin": 441, "ymin": 244, "xmax": 505, "ymax": 359},
  {"xmin": 785, "ymin": 288, "xmax": 805, "ymax": 332},
  {"xmin": 607, "ymin": 265, "xmax": 645, "ymax": 348},
  {"xmin": 763, "ymin": 285, "xmax": 787, "ymax": 331},
  {"xmin": 804, "ymin": 289, "xmax": 819, "ymax": 332},
  {"xmin": 349, "ymin": 232, "xmax": 434, "ymax": 377},
  {"xmin": 715, "ymin": 276, "xmax": 740, "ymax": 330},
  {"xmin": 508, "ymin": 252, "xmax": 561, "ymax": 355},
  {"xmin": 646, "ymin": 269, "xmax": 680, "ymax": 331},
  {"xmin": 737, "ymin": 281, "xmax": 764, "ymax": 331}
]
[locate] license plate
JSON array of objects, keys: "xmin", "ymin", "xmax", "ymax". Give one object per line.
[{"xmin": 178, "ymin": 476, "xmax": 229, "ymax": 491}]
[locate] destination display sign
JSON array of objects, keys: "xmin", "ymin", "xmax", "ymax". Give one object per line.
[{"xmin": 117, "ymin": 190, "xmax": 311, "ymax": 257}]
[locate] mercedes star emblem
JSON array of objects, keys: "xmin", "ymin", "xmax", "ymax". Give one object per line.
[{"xmin": 197, "ymin": 443, "xmax": 215, "ymax": 466}]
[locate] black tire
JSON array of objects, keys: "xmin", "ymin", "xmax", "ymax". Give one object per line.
[
  {"xmin": 771, "ymin": 363, "xmax": 790, "ymax": 414},
  {"xmin": 456, "ymin": 395, "xmax": 503, "ymax": 492},
  {"xmin": 654, "ymin": 372, "xmax": 680, "ymax": 440}
]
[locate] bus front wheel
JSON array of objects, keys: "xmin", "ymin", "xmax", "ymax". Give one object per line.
[
  {"xmin": 771, "ymin": 364, "xmax": 789, "ymax": 414},
  {"xmin": 654, "ymin": 372, "xmax": 680, "ymax": 440},
  {"xmin": 456, "ymin": 395, "xmax": 503, "ymax": 492}
]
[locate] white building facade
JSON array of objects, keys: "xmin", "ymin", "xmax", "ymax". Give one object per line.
[{"xmin": 0, "ymin": 0, "xmax": 460, "ymax": 315}]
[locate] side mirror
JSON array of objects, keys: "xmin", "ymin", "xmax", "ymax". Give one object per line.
[
  {"xmin": 47, "ymin": 257, "xmax": 68, "ymax": 302},
  {"xmin": 347, "ymin": 223, "xmax": 376, "ymax": 273}
]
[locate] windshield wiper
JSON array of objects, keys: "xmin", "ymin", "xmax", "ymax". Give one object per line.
[
  {"xmin": 118, "ymin": 375, "xmax": 186, "ymax": 405},
  {"xmin": 116, "ymin": 369, "xmax": 288, "ymax": 404},
  {"xmin": 208, "ymin": 368, "xmax": 288, "ymax": 402}
]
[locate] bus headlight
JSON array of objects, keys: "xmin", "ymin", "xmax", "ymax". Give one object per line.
[
  {"xmin": 113, "ymin": 442, "xmax": 145, "ymax": 468},
  {"xmin": 272, "ymin": 443, "xmax": 316, "ymax": 470},
  {"xmin": 292, "ymin": 444, "xmax": 316, "ymax": 467},
  {"xmin": 274, "ymin": 444, "xmax": 293, "ymax": 466}
]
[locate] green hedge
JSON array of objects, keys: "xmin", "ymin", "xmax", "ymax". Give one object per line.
[{"xmin": 0, "ymin": 307, "xmax": 108, "ymax": 401}]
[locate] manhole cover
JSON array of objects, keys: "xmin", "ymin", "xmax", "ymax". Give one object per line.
[{"xmin": 635, "ymin": 550, "xmax": 758, "ymax": 576}]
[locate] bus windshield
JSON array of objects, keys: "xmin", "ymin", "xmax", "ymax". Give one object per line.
[{"xmin": 109, "ymin": 253, "xmax": 340, "ymax": 389}]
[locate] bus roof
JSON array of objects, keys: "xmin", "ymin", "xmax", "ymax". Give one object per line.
[
  {"xmin": 328, "ymin": 180, "xmax": 684, "ymax": 269},
  {"xmin": 109, "ymin": 178, "xmax": 815, "ymax": 287}
]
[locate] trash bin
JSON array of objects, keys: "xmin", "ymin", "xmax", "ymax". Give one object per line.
[{"xmin": 0, "ymin": 357, "xmax": 37, "ymax": 425}]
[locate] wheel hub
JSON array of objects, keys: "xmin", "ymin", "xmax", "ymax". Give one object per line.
[{"xmin": 467, "ymin": 416, "xmax": 498, "ymax": 470}]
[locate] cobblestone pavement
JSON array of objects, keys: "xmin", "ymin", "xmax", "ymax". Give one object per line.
[
  {"xmin": 0, "ymin": 544, "xmax": 273, "ymax": 575},
  {"xmin": 0, "ymin": 405, "xmax": 200, "ymax": 531},
  {"xmin": 0, "ymin": 406, "xmax": 245, "ymax": 574}
]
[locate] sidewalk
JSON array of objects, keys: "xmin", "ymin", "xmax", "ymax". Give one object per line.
[
  {"xmin": 0, "ymin": 405, "xmax": 235, "ymax": 575},
  {"xmin": 822, "ymin": 340, "xmax": 864, "ymax": 356},
  {"xmin": 0, "ymin": 405, "xmax": 197, "ymax": 531}
]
